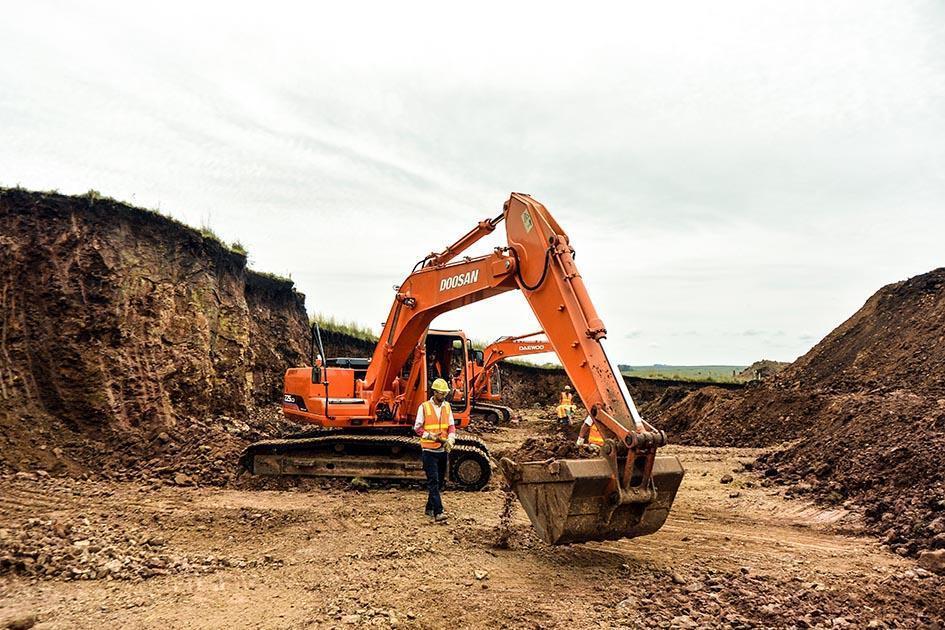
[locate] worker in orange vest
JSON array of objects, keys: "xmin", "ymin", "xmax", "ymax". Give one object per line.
[
  {"xmin": 575, "ymin": 415, "xmax": 604, "ymax": 450},
  {"xmin": 413, "ymin": 378, "xmax": 455, "ymax": 522},
  {"xmin": 556, "ymin": 385, "xmax": 576, "ymax": 424}
]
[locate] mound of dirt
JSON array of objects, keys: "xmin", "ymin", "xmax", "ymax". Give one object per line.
[
  {"xmin": 759, "ymin": 392, "xmax": 945, "ymax": 556},
  {"xmin": 779, "ymin": 269, "xmax": 945, "ymax": 395},
  {"xmin": 738, "ymin": 359, "xmax": 788, "ymax": 381},
  {"xmin": 654, "ymin": 268, "xmax": 945, "ymax": 555},
  {"xmin": 494, "ymin": 418, "xmax": 606, "ymax": 463}
]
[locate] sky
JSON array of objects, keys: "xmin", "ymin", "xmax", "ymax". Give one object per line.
[{"xmin": 2, "ymin": 0, "xmax": 944, "ymax": 365}]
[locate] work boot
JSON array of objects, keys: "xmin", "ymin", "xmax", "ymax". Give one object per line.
[
  {"xmin": 425, "ymin": 508, "xmax": 434, "ymax": 518},
  {"xmin": 434, "ymin": 512, "xmax": 448, "ymax": 523}
]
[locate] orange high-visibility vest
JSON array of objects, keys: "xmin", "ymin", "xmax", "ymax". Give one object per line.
[
  {"xmin": 588, "ymin": 424, "xmax": 604, "ymax": 445},
  {"xmin": 560, "ymin": 392, "xmax": 573, "ymax": 405},
  {"xmin": 420, "ymin": 400, "xmax": 451, "ymax": 450}
]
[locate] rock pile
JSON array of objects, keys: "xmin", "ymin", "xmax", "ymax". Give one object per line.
[
  {"xmin": 0, "ymin": 516, "xmax": 282, "ymax": 581},
  {"xmin": 609, "ymin": 564, "xmax": 943, "ymax": 629}
]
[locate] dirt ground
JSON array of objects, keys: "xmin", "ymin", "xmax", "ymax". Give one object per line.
[{"xmin": 2, "ymin": 416, "xmax": 943, "ymax": 629}]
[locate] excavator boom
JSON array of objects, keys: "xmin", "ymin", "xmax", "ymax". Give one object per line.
[{"xmin": 362, "ymin": 193, "xmax": 683, "ymax": 544}]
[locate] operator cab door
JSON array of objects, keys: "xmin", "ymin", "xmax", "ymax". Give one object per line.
[{"xmin": 424, "ymin": 333, "xmax": 469, "ymax": 413}]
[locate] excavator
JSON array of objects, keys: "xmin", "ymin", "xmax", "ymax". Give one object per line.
[
  {"xmin": 469, "ymin": 331, "xmax": 552, "ymax": 423},
  {"xmin": 240, "ymin": 193, "xmax": 684, "ymax": 545}
]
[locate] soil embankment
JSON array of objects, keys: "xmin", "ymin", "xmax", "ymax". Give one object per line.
[
  {"xmin": 654, "ymin": 268, "xmax": 945, "ymax": 556},
  {"xmin": 0, "ymin": 188, "xmax": 309, "ymax": 481},
  {"xmin": 319, "ymin": 328, "xmax": 375, "ymax": 359}
]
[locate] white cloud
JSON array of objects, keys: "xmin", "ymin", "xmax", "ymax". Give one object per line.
[{"xmin": 2, "ymin": 0, "xmax": 944, "ymax": 364}]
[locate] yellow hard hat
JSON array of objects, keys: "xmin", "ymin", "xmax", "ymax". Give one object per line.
[{"xmin": 431, "ymin": 378, "xmax": 450, "ymax": 393}]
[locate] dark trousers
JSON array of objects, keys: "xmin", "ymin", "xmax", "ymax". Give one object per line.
[{"xmin": 421, "ymin": 449, "xmax": 448, "ymax": 515}]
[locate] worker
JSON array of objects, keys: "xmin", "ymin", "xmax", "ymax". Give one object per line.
[
  {"xmin": 413, "ymin": 378, "xmax": 456, "ymax": 522},
  {"xmin": 451, "ymin": 368, "xmax": 465, "ymax": 402},
  {"xmin": 556, "ymin": 385, "xmax": 576, "ymax": 424},
  {"xmin": 427, "ymin": 354, "xmax": 443, "ymax": 381},
  {"xmin": 575, "ymin": 415, "xmax": 604, "ymax": 450}
]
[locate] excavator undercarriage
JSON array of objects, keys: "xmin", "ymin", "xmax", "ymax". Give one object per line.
[{"xmin": 240, "ymin": 432, "xmax": 492, "ymax": 491}]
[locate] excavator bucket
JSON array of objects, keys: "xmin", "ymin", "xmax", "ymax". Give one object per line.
[{"xmin": 499, "ymin": 455, "xmax": 684, "ymax": 545}]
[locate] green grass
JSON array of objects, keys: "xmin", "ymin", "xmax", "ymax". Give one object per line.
[
  {"xmin": 72, "ymin": 188, "xmax": 251, "ymax": 258},
  {"xmin": 619, "ymin": 364, "xmax": 746, "ymax": 383},
  {"xmin": 312, "ymin": 313, "xmax": 379, "ymax": 342},
  {"xmin": 251, "ymin": 269, "xmax": 294, "ymax": 285},
  {"xmin": 504, "ymin": 358, "xmax": 561, "ymax": 370}
]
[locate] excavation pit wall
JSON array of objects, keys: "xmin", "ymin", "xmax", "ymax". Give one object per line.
[{"xmin": 0, "ymin": 188, "xmax": 309, "ymax": 478}]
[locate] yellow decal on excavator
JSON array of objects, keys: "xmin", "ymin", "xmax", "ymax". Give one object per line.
[{"xmin": 521, "ymin": 209, "xmax": 533, "ymax": 233}]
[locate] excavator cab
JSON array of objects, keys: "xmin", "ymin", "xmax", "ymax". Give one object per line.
[{"xmin": 423, "ymin": 330, "xmax": 470, "ymax": 412}]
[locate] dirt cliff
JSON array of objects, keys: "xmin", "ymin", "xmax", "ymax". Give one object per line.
[
  {"xmin": 0, "ymin": 188, "xmax": 309, "ymax": 478},
  {"xmin": 319, "ymin": 328, "xmax": 375, "ymax": 359},
  {"xmin": 654, "ymin": 268, "xmax": 945, "ymax": 554}
]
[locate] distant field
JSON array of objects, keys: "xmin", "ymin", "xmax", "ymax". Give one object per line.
[{"xmin": 619, "ymin": 364, "xmax": 747, "ymax": 383}]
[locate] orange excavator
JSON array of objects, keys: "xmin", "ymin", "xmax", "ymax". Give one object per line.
[
  {"xmin": 240, "ymin": 193, "xmax": 684, "ymax": 544},
  {"xmin": 469, "ymin": 331, "xmax": 552, "ymax": 423}
]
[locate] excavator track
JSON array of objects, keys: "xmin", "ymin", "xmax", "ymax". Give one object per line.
[
  {"xmin": 239, "ymin": 432, "xmax": 491, "ymax": 491},
  {"xmin": 472, "ymin": 402, "xmax": 512, "ymax": 423}
]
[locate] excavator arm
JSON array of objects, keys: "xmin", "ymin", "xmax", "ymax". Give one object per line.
[
  {"xmin": 472, "ymin": 332, "xmax": 551, "ymax": 400},
  {"xmin": 360, "ymin": 193, "xmax": 683, "ymax": 544}
]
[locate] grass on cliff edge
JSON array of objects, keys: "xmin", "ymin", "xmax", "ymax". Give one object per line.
[
  {"xmin": 312, "ymin": 313, "xmax": 379, "ymax": 342},
  {"xmin": 77, "ymin": 188, "xmax": 254, "ymax": 260},
  {"xmin": 81, "ymin": 188, "xmax": 292, "ymax": 284},
  {"xmin": 619, "ymin": 364, "xmax": 746, "ymax": 383}
]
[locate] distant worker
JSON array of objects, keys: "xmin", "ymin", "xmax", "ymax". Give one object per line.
[
  {"xmin": 575, "ymin": 415, "xmax": 604, "ymax": 450},
  {"xmin": 556, "ymin": 385, "xmax": 577, "ymax": 424},
  {"xmin": 414, "ymin": 378, "xmax": 455, "ymax": 523},
  {"xmin": 451, "ymin": 368, "xmax": 465, "ymax": 402}
]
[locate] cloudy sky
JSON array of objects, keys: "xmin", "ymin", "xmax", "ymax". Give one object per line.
[{"xmin": 2, "ymin": 1, "xmax": 943, "ymax": 365}]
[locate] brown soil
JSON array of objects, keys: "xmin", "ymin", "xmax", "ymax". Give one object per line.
[
  {"xmin": 654, "ymin": 268, "xmax": 945, "ymax": 557},
  {"xmin": 2, "ymin": 416, "xmax": 943, "ymax": 629},
  {"xmin": 497, "ymin": 361, "xmax": 743, "ymax": 412},
  {"xmin": 495, "ymin": 412, "xmax": 602, "ymax": 462},
  {"xmin": 0, "ymin": 189, "xmax": 309, "ymax": 483},
  {"xmin": 738, "ymin": 359, "xmax": 789, "ymax": 381}
]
